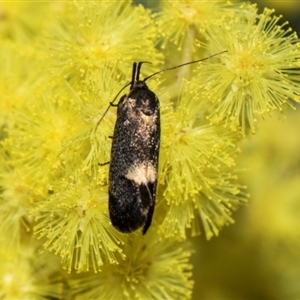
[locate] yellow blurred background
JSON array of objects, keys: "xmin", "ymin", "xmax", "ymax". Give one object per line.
[{"xmin": 192, "ymin": 107, "xmax": 300, "ymax": 299}]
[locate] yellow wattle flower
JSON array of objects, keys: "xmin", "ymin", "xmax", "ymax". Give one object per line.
[
  {"xmin": 70, "ymin": 230, "xmax": 193, "ymax": 300},
  {"xmin": 198, "ymin": 4, "xmax": 300, "ymax": 134}
]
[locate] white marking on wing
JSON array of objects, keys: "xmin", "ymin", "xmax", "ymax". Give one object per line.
[{"xmin": 125, "ymin": 162, "xmax": 156, "ymax": 185}]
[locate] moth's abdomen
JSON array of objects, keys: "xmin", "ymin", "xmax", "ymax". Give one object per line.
[
  {"xmin": 109, "ymin": 179, "xmax": 147, "ymax": 233},
  {"xmin": 109, "ymin": 178, "xmax": 155, "ymax": 233}
]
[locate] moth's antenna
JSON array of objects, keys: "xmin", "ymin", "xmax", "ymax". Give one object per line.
[{"xmin": 143, "ymin": 50, "xmax": 228, "ymax": 82}]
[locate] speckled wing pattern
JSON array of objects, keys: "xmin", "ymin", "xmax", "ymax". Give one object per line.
[{"xmin": 108, "ymin": 80, "xmax": 160, "ymax": 234}]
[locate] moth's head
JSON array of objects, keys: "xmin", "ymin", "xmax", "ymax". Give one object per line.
[{"xmin": 131, "ymin": 80, "xmax": 149, "ymax": 90}]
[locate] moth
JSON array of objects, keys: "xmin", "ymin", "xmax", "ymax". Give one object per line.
[
  {"xmin": 98, "ymin": 51, "xmax": 227, "ymax": 234},
  {"xmin": 109, "ymin": 62, "xmax": 159, "ymax": 234}
]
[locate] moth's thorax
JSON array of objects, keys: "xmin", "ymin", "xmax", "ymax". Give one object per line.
[{"xmin": 123, "ymin": 82, "xmax": 158, "ymax": 117}]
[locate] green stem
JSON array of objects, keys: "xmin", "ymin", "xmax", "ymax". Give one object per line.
[{"xmin": 167, "ymin": 25, "xmax": 195, "ymax": 100}]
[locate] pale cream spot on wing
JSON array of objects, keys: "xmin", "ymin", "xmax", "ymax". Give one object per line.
[{"xmin": 125, "ymin": 162, "xmax": 156, "ymax": 185}]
